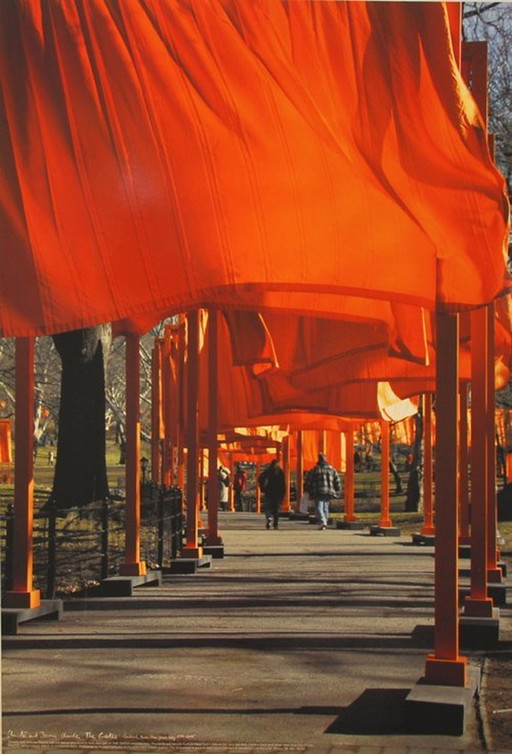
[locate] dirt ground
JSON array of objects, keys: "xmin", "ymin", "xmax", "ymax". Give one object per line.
[
  {"xmin": 484, "ymin": 651, "xmax": 512, "ymax": 750},
  {"xmin": 481, "ymin": 548, "xmax": 512, "ymax": 751}
]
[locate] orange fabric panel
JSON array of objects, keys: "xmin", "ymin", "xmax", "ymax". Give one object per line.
[
  {"xmin": 285, "ymin": 343, "xmax": 431, "ymax": 393},
  {"xmin": 357, "ymin": 422, "xmax": 382, "ymax": 446},
  {"xmin": 301, "ymin": 430, "xmax": 348, "ymax": 470},
  {"xmin": 301, "ymin": 431, "xmax": 322, "ymax": 471},
  {"xmin": 199, "ymin": 312, "xmax": 268, "ymax": 429},
  {"xmin": 221, "ymin": 311, "xmax": 277, "ymax": 370},
  {"xmin": 188, "ymin": 302, "xmax": 506, "ymax": 435},
  {"xmin": 326, "ymin": 432, "xmax": 346, "ymax": 473},
  {"xmin": 377, "ymin": 383, "xmax": 419, "ymax": 423},
  {"xmin": 391, "ymin": 416, "xmax": 416, "ymax": 447},
  {"xmin": 258, "ymin": 367, "xmax": 419, "ymax": 421},
  {"xmin": 217, "ymin": 452, "xmax": 231, "ymax": 470},
  {"xmin": 0, "ymin": 420, "xmax": 12, "ymax": 463},
  {"xmin": 0, "ymin": 1, "xmax": 508, "ymax": 336},
  {"xmin": 198, "ymin": 310, "xmax": 426, "ymax": 425},
  {"xmin": 249, "ymin": 304, "xmax": 499, "ymax": 396},
  {"xmin": 238, "ymin": 413, "xmax": 356, "ymax": 432},
  {"xmin": 260, "ymin": 310, "xmax": 393, "ymax": 380}
]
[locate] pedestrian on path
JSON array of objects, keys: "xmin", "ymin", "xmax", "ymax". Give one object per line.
[
  {"xmin": 218, "ymin": 465, "xmax": 231, "ymax": 511},
  {"xmin": 234, "ymin": 463, "xmax": 248, "ymax": 511},
  {"xmin": 306, "ymin": 453, "xmax": 341, "ymax": 529},
  {"xmin": 258, "ymin": 459, "xmax": 286, "ymax": 529}
]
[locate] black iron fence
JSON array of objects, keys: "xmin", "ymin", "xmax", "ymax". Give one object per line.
[{"xmin": 0, "ymin": 484, "xmax": 183, "ymax": 599}]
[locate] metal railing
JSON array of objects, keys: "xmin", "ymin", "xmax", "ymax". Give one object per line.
[{"xmin": 1, "ymin": 484, "xmax": 183, "ymax": 599}]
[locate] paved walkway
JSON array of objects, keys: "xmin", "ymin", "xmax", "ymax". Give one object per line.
[{"xmin": 2, "ymin": 512, "xmax": 511, "ymax": 753}]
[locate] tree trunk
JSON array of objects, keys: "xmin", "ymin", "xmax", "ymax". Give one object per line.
[
  {"xmin": 405, "ymin": 408, "xmax": 424, "ymax": 512},
  {"xmin": 116, "ymin": 423, "xmax": 127, "ymax": 464},
  {"xmin": 51, "ymin": 326, "xmax": 111, "ymax": 510},
  {"xmin": 389, "ymin": 460, "xmax": 403, "ymax": 494}
]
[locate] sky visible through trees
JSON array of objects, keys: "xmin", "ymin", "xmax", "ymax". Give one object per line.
[{"xmin": 464, "ymin": 2, "xmax": 512, "ymax": 247}]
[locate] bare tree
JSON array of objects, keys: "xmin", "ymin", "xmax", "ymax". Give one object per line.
[
  {"xmin": 463, "ymin": 2, "xmax": 512, "ymax": 253},
  {"xmin": 1, "ymin": 336, "xmax": 61, "ymax": 448}
]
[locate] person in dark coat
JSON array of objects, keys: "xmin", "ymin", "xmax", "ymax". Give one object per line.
[
  {"xmin": 234, "ymin": 463, "xmax": 248, "ymax": 511},
  {"xmin": 258, "ymin": 459, "xmax": 286, "ymax": 529}
]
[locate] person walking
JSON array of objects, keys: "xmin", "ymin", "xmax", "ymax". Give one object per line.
[
  {"xmin": 258, "ymin": 459, "xmax": 286, "ymax": 529},
  {"xmin": 306, "ymin": 453, "xmax": 341, "ymax": 530},
  {"xmin": 218, "ymin": 465, "xmax": 231, "ymax": 511},
  {"xmin": 234, "ymin": 463, "xmax": 248, "ymax": 511}
]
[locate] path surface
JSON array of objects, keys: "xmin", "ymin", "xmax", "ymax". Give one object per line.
[{"xmin": 2, "ymin": 512, "xmax": 510, "ymax": 753}]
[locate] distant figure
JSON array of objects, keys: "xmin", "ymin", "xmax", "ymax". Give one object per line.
[
  {"xmin": 306, "ymin": 453, "xmax": 341, "ymax": 530},
  {"xmin": 234, "ymin": 463, "xmax": 248, "ymax": 511},
  {"xmin": 405, "ymin": 452, "xmax": 414, "ymax": 472},
  {"xmin": 258, "ymin": 459, "xmax": 286, "ymax": 529},
  {"xmin": 218, "ymin": 465, "xmax": 231, "ymax": 511},
  {"xmin": 365, "ymin": 447, "xmax": 373, "ymax": 471},
  {"xmin": 389, "ymin": 459, "xmax": 403, "ymax": 495},
  {"xmin": 354, "ymin": 450, "xmax": 362, "ymax": 472},
  {"xmin": 48, "ymin": 450, "xmax": 55, "ymax": 466}
]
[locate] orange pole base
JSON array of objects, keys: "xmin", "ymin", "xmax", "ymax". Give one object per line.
[
  {"xmin": 463, "ymin": 597, "xmax": 494, "ymax": 618},
  {"xmin": 119, "ymin": 562, "xmax": 147, "ymax": 576},
  {"xmin": 205, "ymin": 534, "xmax": 223, "ymax": 546},
  {"xmin": 421, "ymin": 524, "xmax": 436, "ymax": 536},
  {"xmin": 3, "ymin": 589, "xmax": 41, "ymax": 609},
  {"xmin": 487, "ymin": 567, "xmax": 503, "ymax": 584},
  {"xmin": 182, "ymin": 546, "xmax": 203, "ymax": 559},
  {"xmin": 344, "ymin": 515, "xmax": 357, "ymax": 523},
  {"xmin": 378, "ymin": 518, "xmax": 393, "ymax": 528},
  {"xmin": 424, "ymin": 654, "xmax": 467, "ymax": 687}
]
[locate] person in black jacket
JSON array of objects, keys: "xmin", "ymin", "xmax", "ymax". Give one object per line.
[{"xmin": 258, "ymin": 459, "xmax": 286, "ymax": 529}]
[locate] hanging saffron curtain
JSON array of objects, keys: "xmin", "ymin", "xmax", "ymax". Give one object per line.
[{"xmin": 0, "ymin": 0, "xmax": 508, "ymax": 337}]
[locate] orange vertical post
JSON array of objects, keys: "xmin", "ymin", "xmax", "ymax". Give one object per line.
[
  {"xmin": 228, "ymin": 452, "xmax": 235, "ymax": 512},
  {"xmin": 176, "ymin": 319, "xmax": 186, "ymax": 490},
  {"xmin": 421, "ymin": 394, "xmax": 435, "ymax": 536},
  {"xmin": 378, "ymin": 421, "xmax": 392, "ymax": 528},
  {"xmin": 296, "ymin": 431, "xmax": 304, "ymax": 508},
  {"xmin": 255, "ymin": 461, "xmax": 261, "ymax": 513},
  {"xmin": 282, "ymin": 435, "xmax": 291, "ymax": 513},
  {"xmin": 120, "ymin": 334, "xmax": 146, "ymax": 576},
  {"xmin": 183, "ymin": 309, "xmax": 202, "ymax": 558},
  {"xmin": 206, "ymin": 309, "xmax": 222, "ymax": 546},
  {"xmin": 425, "ymin": 312, "xmax": 467, "ymax": 687},
  {"xmin": 463, "ymin": 41, "xmax": 488, "ymax": 124},
  {"xmin": 344, "ymin": 430, "xmax": 356, "ymax": 523},
  {"xmin": 4, "ymin": 338, "xmax": 41, "ymax": 608},
  {"xmin": 463, "ymin": 306, "xmax": 493, "ymax": 616},
  {"xmin": 486, "ymin": 302, "xmax": 502, "ymax": 583},
  {"xmin": 459, "ymin": 383, "xmax": 470, "ymax": 543},
  {"xmin": 151, "ymin": 339, "xmax": 163, "ymax": 485},
  {"xmin": 162, "ymin": 329, "xmax": 173, "ymax": 487},
  {"xmin": 199, "ymin": 448, "xmax": 206, "ymax": 511},
  {"xmin": 321, "ymin": 430, "xmax": 327, "ymax": 455},
  {"xmin": 447, "ymin": 3, "xmax": 462, "ymax": 68}
]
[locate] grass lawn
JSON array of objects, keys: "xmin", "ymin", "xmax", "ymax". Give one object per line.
[{"xmin": 29, "ymin": 439, "xmax": 151, "ymax": 497}]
